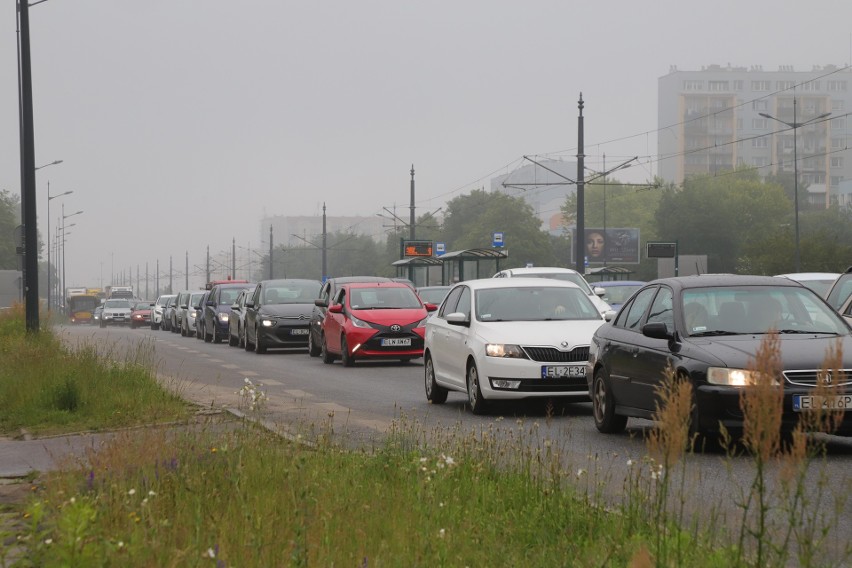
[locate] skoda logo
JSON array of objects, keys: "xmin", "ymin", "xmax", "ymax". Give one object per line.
[
  {"xmin": 560, "ymin": 341, "xmax": 569, "ymax": 348},
  {"xmin": 390, "ymin": 324, "xmax": 402, "ymax": 332}
]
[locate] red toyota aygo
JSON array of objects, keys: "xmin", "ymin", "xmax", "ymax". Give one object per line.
[{"xmin": 318, "ymin": 282, "xmax": 438, "ymax": 366}]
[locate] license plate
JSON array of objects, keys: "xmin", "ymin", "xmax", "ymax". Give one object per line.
[
  {"xmin": 290, "ymin": 328, "xmax": 309, "ymax": 335},
  {"xmin": 541, "ymin": 365, "xmax": 586, "ymax": 379},
  {"xmin": 381, "ymin": 338, "xmax": 411, "ymax": 347},
  {"xmin": 792, "ymin": 394, "xmax": 852, "ymax": 412}
]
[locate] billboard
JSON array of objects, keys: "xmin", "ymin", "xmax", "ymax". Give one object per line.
[{"xmin": 584, "ymin": 228, "xmax": 640, "ymax": 264}]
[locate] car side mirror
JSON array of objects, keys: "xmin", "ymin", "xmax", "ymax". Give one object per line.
[
  {"xmin": 446, "ymin": 312, "xmax": 469, "ymax": 326},
  {"xmin": 206, "ymin": 300, "xmax": 215, "ymax": 306},
  {"xmin": 328, "ymin": 304, "xmax": 344, "ymax": 314},
  {"xmin": 594, "ymin": 286, "xmax": 606, "ymax": 297},
  {"xmin": 603, "ymin": 310, "xmax": 617, "ymax": 322},
  {"xmin": 314, "ymin": 299, "xmax": 328, "ymax": 308},
  {"xmin": 642, "ymin": 322, "xmax": 673, "ymax": 340},
  {"xmin": 231, "ymin": 303, "xmax": 239, "ymax": 309},
  {"xmin": 245, "ymin": 300, "xmax": 254, "ymax": 308},
  {"xmin": 424, "ymin": 303, "xmax": 438, "ymax": 312}
]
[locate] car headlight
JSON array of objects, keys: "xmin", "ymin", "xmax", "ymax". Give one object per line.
[
  {"xmin": 261, "ymin": 318, "xmax": 276, "ymax": 327},
  {"xmin": 218, "ymin": 313, "xmax": 229, "ymax": 323},
  {"xmin": 707, "ymin": 367, "xmax": 780, "ymax": 387},
  {"xmin": 349, "ymin": 314, "xmax": 374, "ymax": 329},
  {"xmin": 485, "ymin": 344, "xmax": 528, "ymax": 359},
  {"xmin": 414, "ymin": 315, "xmax": 430, "ymax": 328}
]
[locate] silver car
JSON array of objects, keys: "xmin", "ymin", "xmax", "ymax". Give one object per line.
[
  {"xmin": 182, "ymin": 291, "xmax": 207, "ymax": 337},
  {"xmin": 99, "ymin": 298, "xmax": 133, "ymax": 328}
]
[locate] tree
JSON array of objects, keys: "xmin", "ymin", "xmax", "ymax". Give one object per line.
[
  {"xmin": 655, "ymin": 170, "xmax": 791, "ymax": 274},
  {"xmin": 441, "ymin": 189, "xmax": 559, "ymax": 269},
  {"xmin": 0, "ymin": 191, "xmax": 21, "ymax": 269}
]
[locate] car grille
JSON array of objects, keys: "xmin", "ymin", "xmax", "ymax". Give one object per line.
[
  {"xmin": 783, "ymin": 369, "xmax": 852, "ymax": 387},
  {"xmin": 522, "ymin": 346, "xmax": 590, "ymax": 363}
]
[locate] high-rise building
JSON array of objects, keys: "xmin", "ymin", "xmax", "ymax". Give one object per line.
[{"xmin": 658, "ymin": 64, "xmax": 851, "ymax": 207}]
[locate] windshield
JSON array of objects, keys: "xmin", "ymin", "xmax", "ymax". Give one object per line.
[
  {"xmin": 67, "ymin": 296, "xmax": 98, "ymax": 311},
  {"xmin": 190, "ymin": 293, "xmax": 206, "ymax": 307},
  {"xmin": 263, "ymin": 282, "xmax": 321, "ymax": 304},
  {"xmin": 519, "ymin": 272, "xmax": 594, "ymax": 295},
  {"xmin": 218, "ymin": 288, "xmax": 247, "ymax": 305},
  {"xmin": 825, "ymin": 274, "xmax": 852, "ymax": 310},
  {"xmin": 682, "ymin": 286, "xmax": 850, "ymax": 336},
  {"xmin": 475, "ymin": 286, "xmax": 600, "ymax": 322},
  {"xmin": 348, "ymin": 287, "xmax": 422, "ymax": 309},
  {"xmin": 418, "ymin": 288, "xmax": 451, "ymax": 304},
  {"xmin": 104, "ymin": 299, "xmax": 131, "ymax": 309},
  {"xmin": 601, "ymin": 284, "xmax": 643, "ymax": 305}
]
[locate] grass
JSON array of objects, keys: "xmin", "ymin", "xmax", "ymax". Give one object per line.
[
  {"xmin": 2, "ymin": 307, "xmax": 850, "ymax": 566},
  {"xmin": 0, "ymin": 305, "xmax": 191, "ymax": 436}
]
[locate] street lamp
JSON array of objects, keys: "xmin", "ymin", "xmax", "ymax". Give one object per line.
[
  {"xmin": 60, "ymin": 205, "xmax": 83, "ymax": 308},
  {"xmin": 35, "ymin": 159, "xmax": 63, "ymax": 171},
  {"xmin": 760, "ymin": 98, "xmax": 831, "ymax": 272},
  {"xmin": 46, "ymin": 184, "xmax": 72, "ymax": 311}
]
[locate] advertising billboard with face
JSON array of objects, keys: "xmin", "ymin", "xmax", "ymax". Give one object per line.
[{"xmin": 584, "ymin": 228, "xmax": 640, "ymax": 264}]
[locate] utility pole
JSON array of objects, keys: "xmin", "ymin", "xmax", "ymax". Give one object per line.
[
  {"xmin": 575, "ymin": 94, "xmax": 586, "ymax": 275},
  {"xmin": 185, "ymin": 251, "xmax": 189, "ymax": 289},
  {"xmin": 206, "ymin": 246, "xmax": 210, "ymax": 285},
  {"xmin": 232, "ymin": 238, "xmax": 236, "ymax": 280},
  {"xmin": 322, "ymin": 203, "xmax": 327, "ymax": 280},
  {"xmin": 169, "ymin": 255, "xmax": 173, "ymax": 293},
  {"xmin": 409, "ymin": 165, "xmax": 415, "ymax": 240},
  {"xmin": 145, "ymin": 262, "xmax": 149, "ymax": 300},
  {"xmin": 156, "ymin": 259, "xmax": 159, "ymax": 297},
  {"xmin": 269, "ymin": 225, "xmax": 274, "ymax": 279},
  {"xmin": 18, "ymin": 0, "xmax": 39, "ymax": 332}
]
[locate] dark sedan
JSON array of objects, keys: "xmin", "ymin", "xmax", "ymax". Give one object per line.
[
  {"xmin": 244, "ymin": 279, "xmax": 322, "ymax": 354},
  {"xmin": 587, "ymin": 274, "xmax": 852, "ymax": 438}
]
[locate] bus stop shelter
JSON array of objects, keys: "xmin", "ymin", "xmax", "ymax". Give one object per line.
[
  {"xmin": 585, "ymin": 266, "xmax": 636, "ymax": 282},
  {"xmin": 391, "ymin": 257, "xmax": 444, "ymax": 287},
  {"xmin": 439, "ymin": 248, "xmax": 508, "ymax": 284}
]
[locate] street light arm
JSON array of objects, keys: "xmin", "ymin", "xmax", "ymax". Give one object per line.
[{"xmin": 34, "ymin": 159, "xmax": 63, "ymax": 171}]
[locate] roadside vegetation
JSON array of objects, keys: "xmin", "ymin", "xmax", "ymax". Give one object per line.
[{"xmin": 2, "ymin": 309, "xmax": 849, "ymax": 566}]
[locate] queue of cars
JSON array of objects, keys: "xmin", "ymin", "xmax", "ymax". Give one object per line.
[{"xmin": 136, "ymin": 266, "xmax": 852, "ymax": 440}]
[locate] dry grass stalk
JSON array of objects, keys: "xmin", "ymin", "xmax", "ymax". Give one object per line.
[
  {"xmin": 741, "ymin": 332, "xmax": 783, "ymax": 460},
  {"xmin": 648, "ymin": 364, "xmax": 694, "ymax": 468}
]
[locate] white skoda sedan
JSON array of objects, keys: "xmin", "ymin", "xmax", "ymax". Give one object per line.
[{"xmin": 424, "ymin": 278, "xmax": 607, "ymax": 414}]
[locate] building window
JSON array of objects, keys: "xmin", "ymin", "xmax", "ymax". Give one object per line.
[
  {"xmin": 684, "ymin": 80, "xmax": 703, "ymax": 91},
  {"xmin": 752, "ymin": 118, "xmax": 768, "ymax": 129},
  {"xmin": 801, "ymin": 81, "xmax": 821, "ymax": 91},
  {"xmin": 752, "ymin": 138, "xmax": 769, "ymax": 148},
  {"xmin": 708, "ymin": 80, "xmax": 729, "ymax": 91},
  {"xmin": 831, "ymin": 118, "xmax": 846, "ymax": 130},
  {"xmin": 736, "ymin": 118, "xmax": 743, "ymax": 129},
  {"xmin": 777, "ymin": 80, "xmax": 795, "ymax": 91},
  {"xmin": 832, "ymin": 100, "xmax": 845, "ymax": 111},
  {"xmin": 751, "ymin": 157, "xmax": 769, "ymax": 167},
  {"xmin": 832, "ymin": 138, "xmax": 845, "ymax": 149},
  {"xmin": 831, "ymin": 157, "xmax": 844, "ymax": 168},
  {"xmin": 752, "ymin": 80, "xmax": 771, "ymax": 91},
  {"xmin": 752, "ymin": 100, "xmax": 768, "ymax": 111},
  {"xmin": 733, "ymin": 80, "xmax": 744, "ymax": 90},
  {"xmin": 828, "ymin": 80, "xmax": 848, "ymax": 92}
]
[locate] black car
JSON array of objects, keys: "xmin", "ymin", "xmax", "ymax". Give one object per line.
[
  {"xmin": 195, "ymin": 290, "xmax": 211, "ymax": 340},
  {"xmin": 244, "ymin": 279, "xmax": 322, "ymax": 354},
  {"xmin": 307, "ymin": 276, "xmax": 392, "ymax": 357},
  {"xmin": 587, "ymin": 274, "xmax": 852, "ymax": 438},
  {"xmin": 228, "ymin": 289, "xmax": 252, "ymax": 348},
  {"xmin": 202, "ymin": 282, "xmax": 254, "ymax": 343}
]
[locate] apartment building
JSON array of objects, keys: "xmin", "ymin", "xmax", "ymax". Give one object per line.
[{"xmin": 658, "ymin": 64, "xmax": 851, "ymax": 207}]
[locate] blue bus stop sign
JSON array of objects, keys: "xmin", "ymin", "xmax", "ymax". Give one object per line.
[{"xmin": 492, "ymin": 232, "xmax": 504, "ymax": 248}]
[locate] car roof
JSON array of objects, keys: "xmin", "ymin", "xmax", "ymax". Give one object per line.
[
  {"xmin": 453, "ymin": 277, "xmax": 584, "ymax": 291},
  {"xmin": 595, "ymin": 280, "xmax": 646, "ymax": 287},
  {"xmin": 327, "ymin": 276, "xmax": 392, "ymax": 284},
  {"xmin": 259, "ymin": 278, "xmax": 320, "ymax": 285},
  {"xmin": 495, "ymin": 266, "xmax": 579, "ymax": 276},
  {"xmin": 775, "ymin": 272, "xmax": 840, "ymax": 281},
  {"xmin": 646, "ymin": 274, "xmax": 805, "ymax": 290},
  {"xmin": 416, "ymin": 285, "xmax": 451, "ymax": 290},
  {"xmin": 341, "ymin": 282, "xmax": 415, "ymax": 290}
]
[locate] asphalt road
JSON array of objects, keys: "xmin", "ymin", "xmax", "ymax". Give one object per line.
[{"xmin": 60, "ymin": 323, "xmax": 852, "ymax": 562}]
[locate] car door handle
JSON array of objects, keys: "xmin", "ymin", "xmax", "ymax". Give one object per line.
[{"xmin": 631, "ymin": 347, "xmax": 640, "ymax": 357}]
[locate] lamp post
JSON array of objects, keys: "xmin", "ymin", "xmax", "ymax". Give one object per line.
[
  {"xmin": 46, "ymin": 183, "xmax": 72, "ymax": 311},
  {"xmin": 760, "ymin": 99, "xmax": 831, "ymax": 272},
  {"xmin": 60, "ymin": 204, "xmax": 83, "ymax": 308}
]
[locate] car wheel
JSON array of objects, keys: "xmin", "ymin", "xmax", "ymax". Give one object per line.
[
  {"xmin": 592, "ymin": 369, "xmax": 627, "ymax": 434},
  {"xmin": 150, "ymin": 322, "xmax": 157, "ymax": 330},
  {"xmin": 238, "ymin": 325, "xmax": 245, "ymax": 348},
  {"xmin": 204, "ymin": 323, "xmax": 212, "ymax": 343},
  {"xmin": 254, "ymin": 326, "xmax": 267, "ymax": 354},
  {"xmin": 307, "ymin": 329, "xmax": 321, "ymax": 358},
  {"xmin": 100, "ymin": 321, "xmax": 105, "ymax": 329},
  {"xmin": 130, "ymin": 323, "xmax": 136, "ymax": 329},
  {"xmin": 180, "ymin": 323, "xmax": 187, "ymax": 337},
  {"xmin": 340, "ymin": 335, "xmax": 354, "ymax": 367},
  {"xmin": 228, "ymin": 327, "xmax": 238, "ymax": 346},
  {"xmin": 424, "ymin": 354, "xmax": 448, "ymax": 404},
  {"xmin": 320, "ymin": 334, "xmax": 334, "ymax": 365},
  {"xmin": 467, "ymin": 362, "xmax": 487, "ymax": 415}
]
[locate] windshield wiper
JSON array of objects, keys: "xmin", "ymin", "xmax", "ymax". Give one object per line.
[
  {"xmin": 777, "ymin": 329, "xmax": 840, "ymax": 335},
  {"xmin": 690, "ymin": 330, "xmax": 740, "ymax": 337}
]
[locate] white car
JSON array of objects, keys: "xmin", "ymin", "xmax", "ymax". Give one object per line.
[
  {"xmin": 99, "ymin": 298, "xmax": 133, "ymax": 328},
  {"xmin": 775, "ymin": 272, "xmax": 840, "ymax": 298},
  {"xmin": 424, "ymin": 278, "xmax": 606, "ymax": 414},
  {"xmin": 151, "ymin": 294, "xmax": 176, "ymax": 330},
  {"xmin": 493, "ymin": 266, "xmax": 613, "ymax": 316}
]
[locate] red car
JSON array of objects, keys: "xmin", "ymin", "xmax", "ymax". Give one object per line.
[
  {"xmin": 130, "ymin": 301, "xmax": 154, "ymax": 329},
  {"xmin": 319, "ymin": 282, "xmax": 437, "ymax": 366}
]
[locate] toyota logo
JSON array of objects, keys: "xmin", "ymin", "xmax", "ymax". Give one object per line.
[{"xmin": 390, "ymin": 324, "xmax": 402, "ymax": 332}]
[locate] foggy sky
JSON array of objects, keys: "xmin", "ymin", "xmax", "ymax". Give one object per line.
[{"xmin": 3, "ymin": 0, "xmax": 850, "ymax": 291}]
